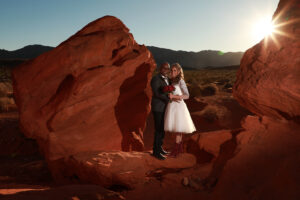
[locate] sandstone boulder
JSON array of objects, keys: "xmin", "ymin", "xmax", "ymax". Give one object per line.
[
  {"xmin": 1, "ymin": 184, "xmax": 125, "ymax": 200},
  {"xmin": 12, "ymin": 16, "xmax": 156, "ymax": 161},
  {"xmin": 186, "ymin": 130, "xmax": 232, "ymax": 163},
  {"xmin": 49, "ymin": 151, "xmax": 196, "ymax": 189},
  {"xmin": 213, "ymin": 1, "xmax": 300, "ymax": 198},
  {"xmin": 212, "ymin": 115, "xmax": 300, "ymax": 199},
  {"xmin": 233, "ymin": 0, "xmax": 300, "ymax": 122}
]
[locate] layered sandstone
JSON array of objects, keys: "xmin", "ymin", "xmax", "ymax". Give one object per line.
[
  {"xmin": 12, "ymin": 16, "xmax": 156, "ymax": 161},
  {"xmin": 233, "ymin": 0, "xmax": 300, "ymax": 122}
]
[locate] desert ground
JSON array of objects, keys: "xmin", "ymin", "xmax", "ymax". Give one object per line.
[{"xmin": 0, "ymin": 65, "xmax": 252, "ymax": 199}]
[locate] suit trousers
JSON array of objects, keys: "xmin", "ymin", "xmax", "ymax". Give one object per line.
[{"xmin": 152, "ymin": 111, "xmax": 165, "ymax": 155}]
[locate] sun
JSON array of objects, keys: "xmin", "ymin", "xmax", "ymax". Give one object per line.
[
  {"xmin": 250, "ymin": 3, "xmax": 298, "ymax": 49},
  {"xmin": 252, "ymin": 17, "xmax": 275, "ymax": 42}
]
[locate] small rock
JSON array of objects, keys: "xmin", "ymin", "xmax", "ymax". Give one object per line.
[
  {"xmin": 188, "ymin": 178, "xmax": 200, "ymax": 190},
  {"xmin": 185, "ymin": 177, "xmax": 206, "ymax": 191},
  {"xmin": 182, "ymin": 177, "xmax": 189, "ymax": 186},
  {"xmin": 195, "ymin": 177, "xmax": 202, "ymax": 183}
]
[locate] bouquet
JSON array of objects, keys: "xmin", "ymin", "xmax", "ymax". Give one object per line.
[
  {"xmin": 163, "ymin": 85, "xmax": 175, "ymax": 102},
  {"xmin": 163, "ymin": 85, "xmax": 175, "ymax": 94}
]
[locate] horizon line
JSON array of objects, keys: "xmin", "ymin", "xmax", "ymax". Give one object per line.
[{"xmin": 1, "ymin": 43, "xmax": 246, "ymax": 54}]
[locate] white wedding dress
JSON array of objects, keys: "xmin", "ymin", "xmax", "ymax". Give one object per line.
[{"xmin": 164, "ymin": 79, "xmax": 196, "ymax": 134}]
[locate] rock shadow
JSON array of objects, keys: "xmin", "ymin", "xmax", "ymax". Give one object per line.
[{"xmin": 114, "ymin": 63, "xmax": 152, "ymax": 151}]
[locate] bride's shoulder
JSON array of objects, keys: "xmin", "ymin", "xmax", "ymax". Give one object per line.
[{"xmin": 179, "ymin": 79, "xmax": 186, "ymax": 84}]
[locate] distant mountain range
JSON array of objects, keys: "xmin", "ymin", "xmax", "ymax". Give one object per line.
[
  {"xmin": 0, "ymin": 45, "xmax": 53, "ymax": 60},
  {"xmin": 0, "ymin": 44, "xmax": 243, "ymax": 69},
  {"xmin": 147, "ymin": 46, "xmax": 243, "ymax": 69}
]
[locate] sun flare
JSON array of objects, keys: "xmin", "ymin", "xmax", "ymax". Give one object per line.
[{"xmin": 252, "ymin": 17, "xmax": 276, "ymax": 42}]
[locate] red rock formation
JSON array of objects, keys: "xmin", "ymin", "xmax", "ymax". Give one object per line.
[
  {"xmin": 186, "ymin": 130, "xmax": 233, "ymax": 163},
  {"xmin": 212, "ymin": 115, "xmax": 300, "ymax": 199},
  {"xmin": 233, "ymin": 0, "xmax": 300, "ymax": 122},
  {"xmin": 0, "ymin": 185, "xmax": 125, "ymax": 200},
  {"xmin": 50, "ymin": 151, "xmax": 196, "ymax": 189},
  {"xmin": 213, "ymin": 0, "xmax": 300, "ymax": 198},
  {"xmin": 0, "ymin": 117, "xmax": 39, "ymax": 157},
  {"xmin": 12, "ymin": 16, "xmax": 156, "ymax": 162}
]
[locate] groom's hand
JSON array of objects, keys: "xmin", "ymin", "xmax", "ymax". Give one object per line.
[
  {"xmin": 169, "ymin": 93, "xmax": 181, "ymax": 102},
  {"xmin": 171, "ymin": 96, "xmax": 181, "ymax": 102}
]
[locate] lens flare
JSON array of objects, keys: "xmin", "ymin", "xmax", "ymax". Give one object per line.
[
  {"xmin": 252, "ymin": 17, "xmax": 275, "ymax": 42},
  {"xmin": 251, "ymin": 2, "xmax": 299, "ymax": 49}
]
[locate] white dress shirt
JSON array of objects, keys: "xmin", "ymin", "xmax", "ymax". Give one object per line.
[{"xmin": 161, "ymin": 74, "xmax": 169, "ymax": 85}]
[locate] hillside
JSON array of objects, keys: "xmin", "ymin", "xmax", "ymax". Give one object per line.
[
  {"xmin": 0, "ymin": 45, "xmax": 243, "ymax": 69},
  {"xmin": 0, "ymin": 45, "xmax": 53, "ymax": 59},
  {"xmin": 147, "ymin": 46, "xmax": 243, "ymax": 69}
]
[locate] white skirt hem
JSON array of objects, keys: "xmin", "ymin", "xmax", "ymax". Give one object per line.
[{"xmin": 164, "ymin": 100, "xmax": 196, "ymax": 134}]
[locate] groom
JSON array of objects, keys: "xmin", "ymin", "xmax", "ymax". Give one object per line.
[{"xmin": 151, "ymin": 62, "xmax": 171, "ymax": 160}]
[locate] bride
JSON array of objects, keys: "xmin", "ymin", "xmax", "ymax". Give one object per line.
[{"xmin": 164, "ymin": 63, "xmax": 196, "ymax": 157}]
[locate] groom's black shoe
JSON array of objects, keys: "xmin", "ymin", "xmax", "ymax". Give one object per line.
[
  {"xmin": 160, "ymin": 148, "xmax": 170, "ymax": 155},
  {"xmin": 152, "ymin": 152, "xmax": 166, "ymax": 160}
]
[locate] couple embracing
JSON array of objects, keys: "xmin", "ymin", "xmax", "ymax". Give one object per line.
[{"xmin": 151, "ymin": 62, "xmax": 196, "ymax": 160}]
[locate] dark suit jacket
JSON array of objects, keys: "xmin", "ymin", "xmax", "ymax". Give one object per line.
[{"xmin": 151, "ymin": 74, "xmax": 170, "ymax": 112}]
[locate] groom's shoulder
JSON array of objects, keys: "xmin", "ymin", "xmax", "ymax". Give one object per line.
[{"xmin": 151, "ymin": 74, "xmax": 161, "ymax": 81}]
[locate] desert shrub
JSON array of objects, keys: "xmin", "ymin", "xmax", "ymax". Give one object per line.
[
  {"xmin": 0, "ymin": 97, "xmax": 15, "ymax": 112},
  {"xmin": 0, "ymin": 67, "xmax": 12, "ymax": 83},
  {"xmin": 223, "ymin": 83, "xmax": 233, "ymax": 89},
  {"xmin": 202, "ymin": 107, "xmax": 219, "ymax": 123},
  {"xmin": 0, "ymin": 82, "xmax": 12, "ymax": 97},
  {"xmin": 188, "ymin": 84, "xmax": 202, "ymax": 97},
  {"xmin": 151, "ymin": 67, "xmax": 237, "ymax": 96},
  {"xmin": 200, "ymin": 84, "xmax": 218, "ymax": 96},
  {"xmin": 215, "ymin": 78, "xmax": 230, "ymax": 85},
  {"xmin": 184, "ymin": 68, "xmax": 237, "ymax": 86}
]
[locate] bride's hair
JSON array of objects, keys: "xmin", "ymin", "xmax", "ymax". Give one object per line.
[{"xmin": 170, "ymin": 63, "xmax": 184, "ymax": 84}]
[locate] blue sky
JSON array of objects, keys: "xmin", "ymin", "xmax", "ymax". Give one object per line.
[{"xmin": 0, "ymin": 0, "xmax": 279, "ymax": 52}]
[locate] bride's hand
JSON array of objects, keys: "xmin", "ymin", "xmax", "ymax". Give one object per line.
[
  {"xmin": 172, "ymin": 95, "xmax": 181, "ymax": 102},
  {"xmin": 174, "ymin": 95, "xmax": 181, "ymax": 100}
]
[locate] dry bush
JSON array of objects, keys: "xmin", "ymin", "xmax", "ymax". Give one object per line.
[
  {"xmin": 0, "ymin": 66, "xmax": 12, "ymax": 83},
  {"xmin": 188, "ymin": 83, "xmax": 218, "ymax": 97},
  {"xmin": 201, "ymin": 106, "xmax": 219, "ymax": 123},
  {"xmin": 200, "ymin": 105, "xmax": 229, "ymax": 124},
  {"xmin": 214, "ymin": 78, "xmax": 230, "ymax": 85},
  {"xmin": 184, "ymin": 68, "xmax": 237, "ymax": 96},
  {"xmin": 0, "ymin": 97, "xmax": 15, "ymax": 112},
  {"xmin": 185, "ymin": 68, "xmax": 237, "ymax": 86},
  {"xmin": 223, "ymin": 82, "xmax": 233, "ymax": 89},
  {"xmin": 188, "ymin": 84, "xmax": 202, "ymax": 97},
  {"xmin": 200, "ymin": 84, "xmax": 218, "ymax": 96},
  {"xmin": 202, "ymin": 109, "xmax": 218, "ymax": 123},
  {"xmin": 0, "ymin": 82, "xmax": 12, "ymax": 97}
]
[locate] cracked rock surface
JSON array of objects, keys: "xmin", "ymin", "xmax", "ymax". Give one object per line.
[
  {"xmin": 12, "ymin": 16, "xmax": 156, "ymax": 162},
  {"xmin": 233, "ymin": 0, "xmax": 300, "ymax": 122}
]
